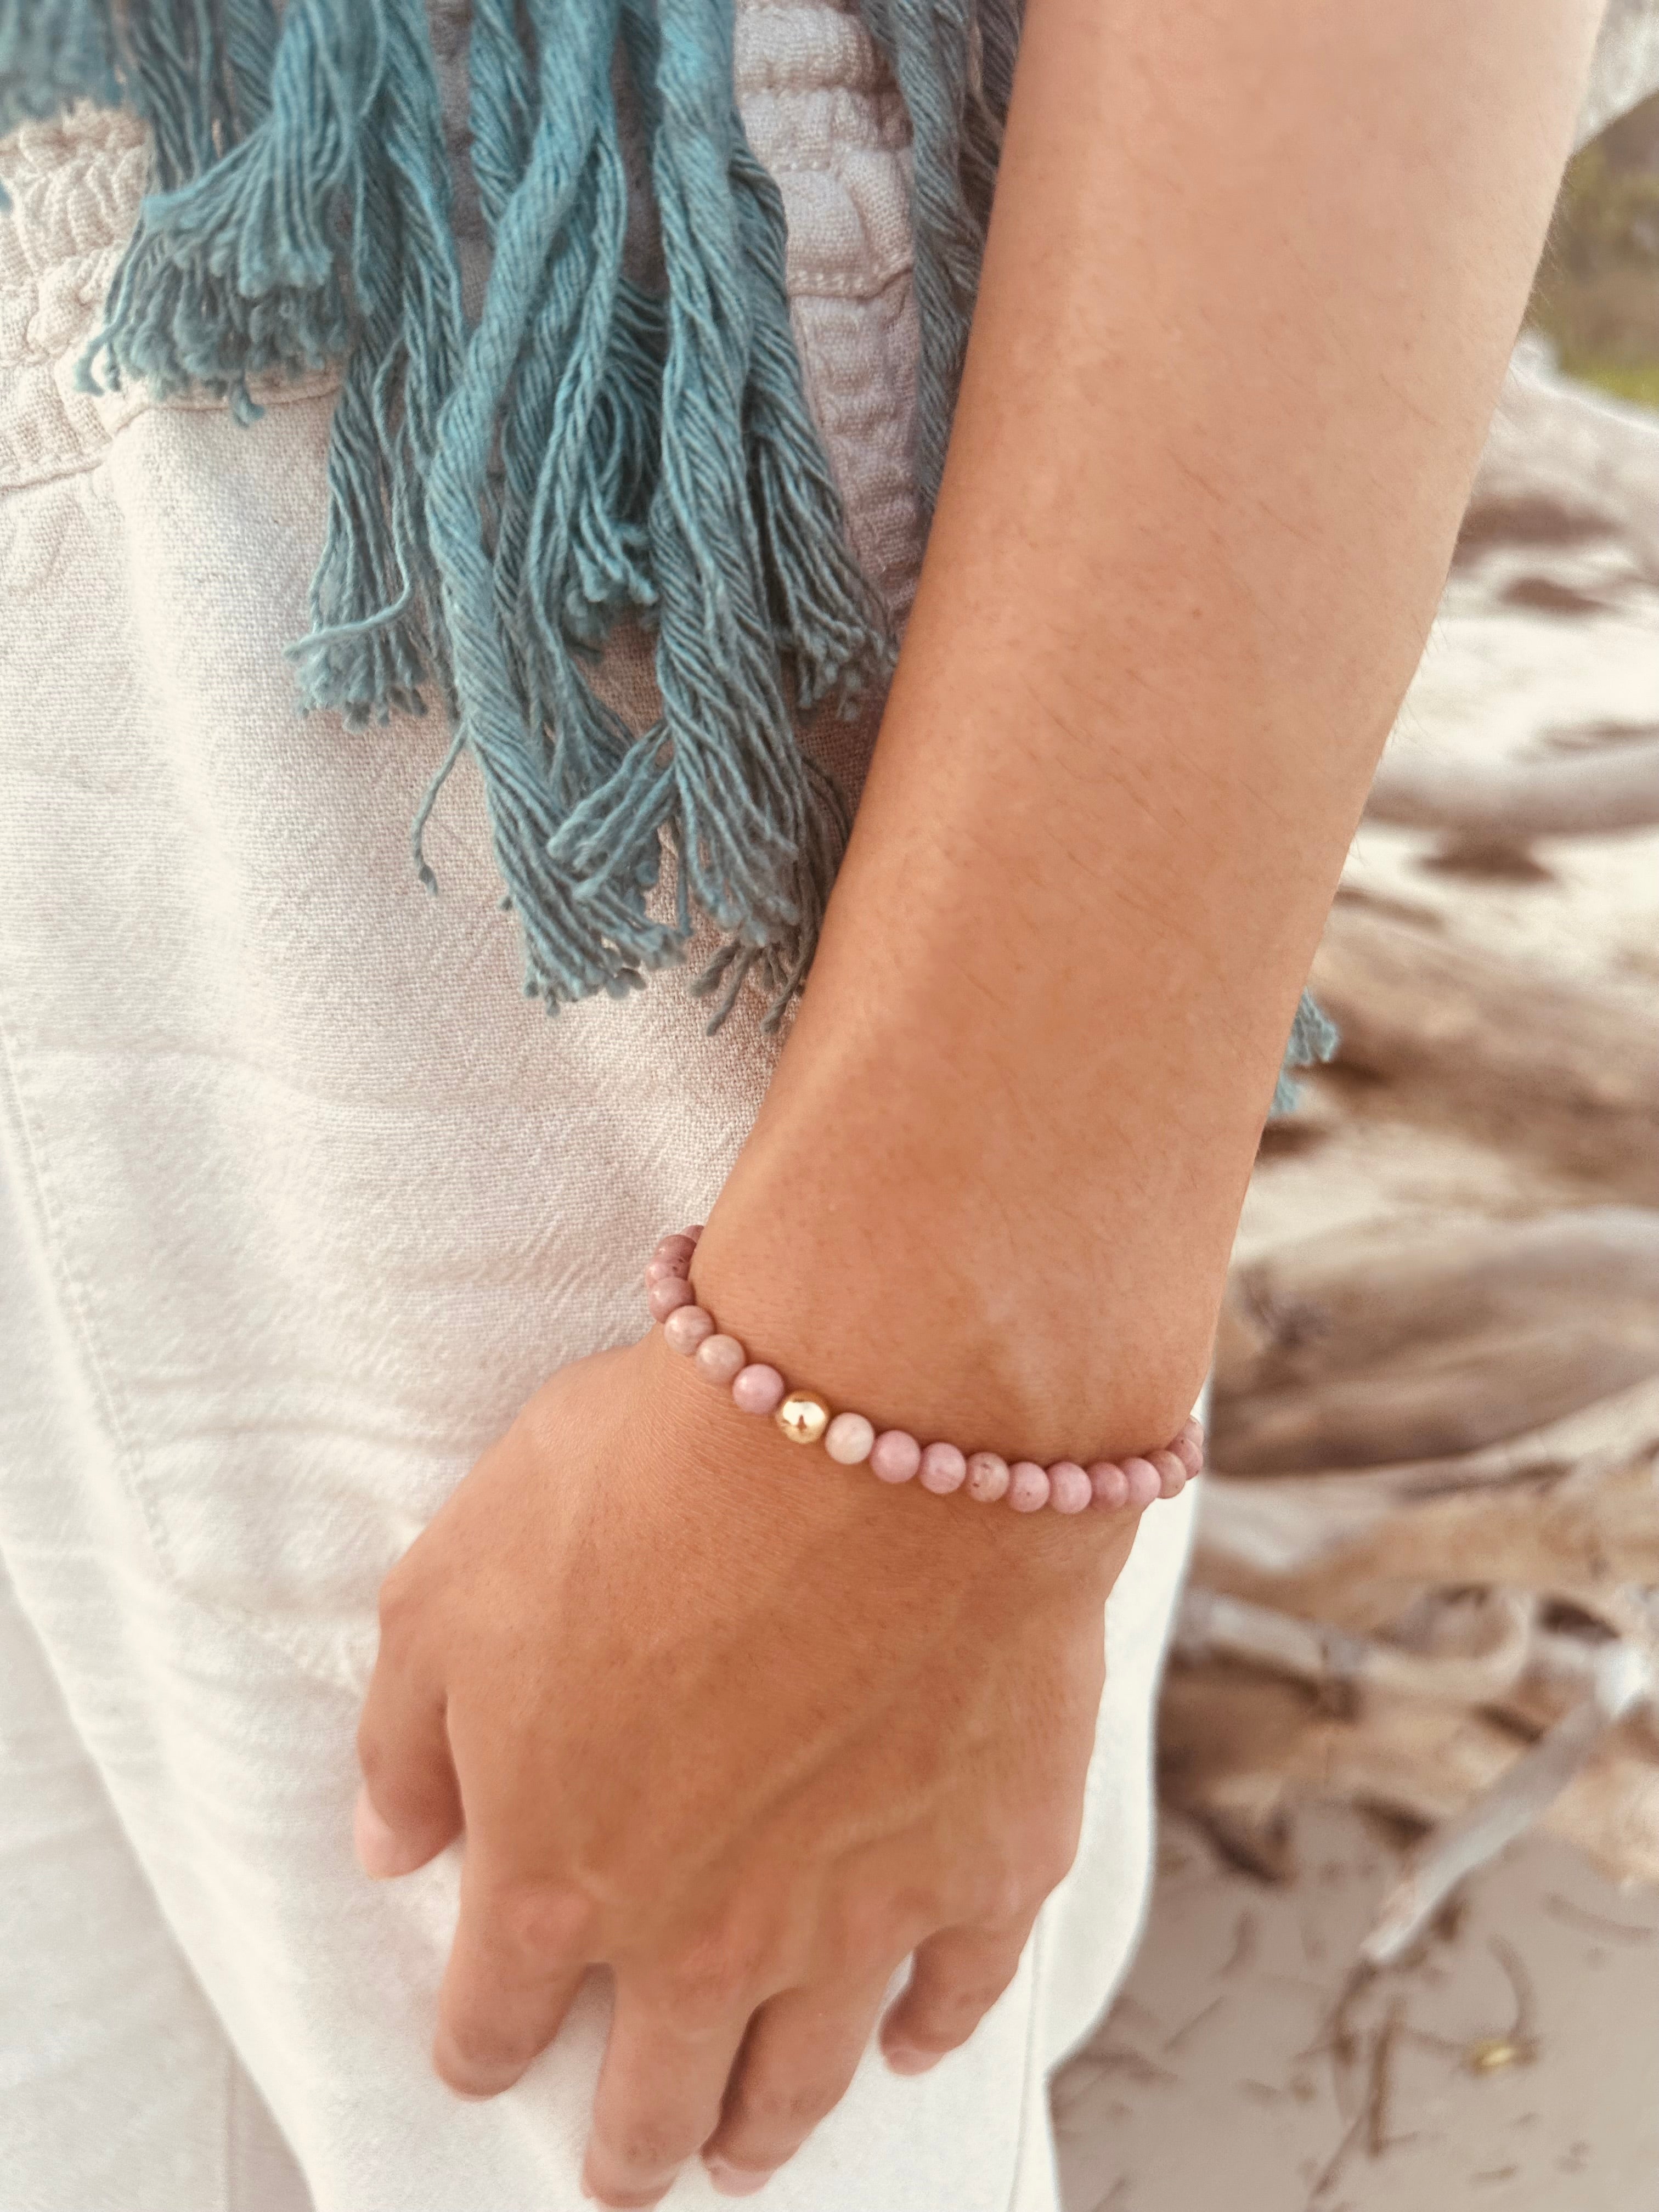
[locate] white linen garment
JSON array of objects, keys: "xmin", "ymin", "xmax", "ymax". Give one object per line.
[{"xmin": 0, "ymin": 8, "xmax": 1200, "ymax": 2208}]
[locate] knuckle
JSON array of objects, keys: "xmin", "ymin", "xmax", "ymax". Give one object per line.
[
  {"xmin": 604, "ymin": 2115, "xmax": 693, "ymax": 2174},
  {"xmin": 854, "ymin": 1887, "xmax": 935, "ymax": 1965},
  {"xmin": 374, "ymin": 1565, "xmax": 423, "ymax": 1655},
  {"xmin": 490, "ymin": 1882, "xmax": 594, "ymax": 1961},
  {"xmin": 354, "ymin": 1713, "xmax": 388, "ymax": 1787},
  {"xmin": 652, "ymin": 1942, "xmax": 758, "ymax": 2023},
  {"xmin": 735, "ymin": 2072, "xmax": 843, "ymax": 2133},
  {"xmin": 1030, "ymin": 1835, "xmax": 1080, "ymax": 1898},
  {"xmin": 970, "ymin": 1869, "xmax": 1031, "ymax": 1931}
]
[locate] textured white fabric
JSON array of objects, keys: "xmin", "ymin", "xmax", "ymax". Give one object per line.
[{"xmin": 0, "ymin": 7, "xmax": 1199, "ymax": 2208}]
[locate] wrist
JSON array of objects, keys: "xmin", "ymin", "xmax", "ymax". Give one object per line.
[
  {"xmin": 691, "ymin": 1120, "xmax": 1217, "ymax": 1467},
  {"xmin": 627, "ymin": 1328, "xmax": 1146, "ymax": 1604}
]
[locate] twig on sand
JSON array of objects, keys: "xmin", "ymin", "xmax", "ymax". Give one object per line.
[
  {"xmin": 1217, "ymin": 1907, "xmax": 1260, "ymax": 1980},
  {"xmin": 1361, "ymin": 1645, "xmax": 1651, "ymax": 1968},
  {"xmin": 1366, "ymin": 2000, "xmax": 1408, "ymax": 2157},
  {"xmin": 1464, "ymin": 1935, "xmax": 1541, "ymax": 2075},
  {"xmin": 1541, "ymin": 1890, "xmax": 1657, "ymax": 1943}
]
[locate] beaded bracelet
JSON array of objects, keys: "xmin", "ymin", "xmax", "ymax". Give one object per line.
[{"xmin": 644, "ymin": 1226, "xmax": 1204, "ymax": 1516}]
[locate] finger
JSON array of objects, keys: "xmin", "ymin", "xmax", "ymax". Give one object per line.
[
  {"xmin": 703, "ymin": 1972, "xmax": 890, "ymax": 2194},
  {"xmin": 355, "ymin": 1630, "xmax": 463, "ymax": 1877},
  {"xmin": 432, "ymin": 1866, "xmax": 592, "ymax": 2099},
  {"xmin": 583, "ymin": 1976, "xmax": 752, "ymax": 2209},
  {"xmin": 879, "ymin": 1921, "xmax": 1032, "ymax": 2075}
]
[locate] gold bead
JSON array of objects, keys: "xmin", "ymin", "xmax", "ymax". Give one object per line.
[{"xmin": 775, "ymin": 1389, "xmax": 832, "ymax": 1446}]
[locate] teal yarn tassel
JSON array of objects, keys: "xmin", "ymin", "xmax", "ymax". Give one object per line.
[
  {"xmin": 854, "ymin": 0, "xmax": 988, "ymax": 510},
  {"xmin": 1270, "ymin": 986, "xmax": 1341, "ymax": 1118},
  {"xmin": 81, "ymin": 0, "xmax": 364, "ymax": 421},
  {"xmin": 489, "ymin": 0, "xmax": 642, "ymax": 813},
  {"xmin": 420, "ymin": 0, "xmax": 665, "ymax": 1003},
  {"xmin": 0, "ymin": 0, "xmax": 117, "ymax": 136},
  {"xmin": 730, "ymin": 129, "xmax": 891, "ymax": 715},
  {"xmin": 287, "ymin": 0, "xmax": 466, "ymax": 726},
  {"xmin": 545, "ymin": 0, "xmax": 888, "ymax": 1021}
]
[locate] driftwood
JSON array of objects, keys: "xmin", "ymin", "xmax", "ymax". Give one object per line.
[
  {"xmin": 1193, "ymin": 1376, "xmax": 1659, "ymax": 1585},
  {"xmin": 1160, "ymin": 320, "xmax": 1659, "ymax": 1915},
  {"xmin": 1171, "ymin": 1574, "xmax": 1654, "ymax": 1955},
  {"xmin": 1365, "ymin": 733, "xmax": 1659, "ymax": 839},
  {"xmin": 1165, "ymin": 1431, "xmax": 1659, "ymax": 1901},
  {"xmin": 1214, "ymin": 1206, "xmax": 1659, "ymax": 1474},
  {"xmin": 1159, "ymin": 1664, "xmax": 1659, "ymax": 1895},
  {"xmin": 1175, "ymin": 1584, "xmax": 1540, "ymax": 1711},
  {"xmin": 1460, "ymin": 335, "xmax": 1659, "ymax": 578},
  {"xmin": 1362, "ymin": 1644, "xmax": 1652, "ymax": 1967},
  {"xmin": 1577, "ymin": 0, "xmax": 1659, "ymax": 154},
  {"xmin": 1310, "ymin": 899, "xmax": 1659, "ymax": 1191},
  {"xmin": 1195, "ymin": 1453, "xmax": 1659, "ymax": 1639}
]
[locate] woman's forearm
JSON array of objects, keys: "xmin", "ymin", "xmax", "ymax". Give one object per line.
[{"xmin": 696, "ymin": 0, "xmax": 1601, "ymax": 1462}]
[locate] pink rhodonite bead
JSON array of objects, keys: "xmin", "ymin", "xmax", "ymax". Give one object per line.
[
  {"xmin": 662, "ymin": 1304, "xmax": 715, "ymax": 1356},
  {"xmin": 1120, "ymin": 1458, "xmax": 1162, "ymax": 1511},
  {"xmin": 1172, "ymin": 1418, "xmax": 1205, "ymax": 1477},
  {"xmin": 1148, "ymin": 1448, "xmax": 1188, "ymax": 1499},
  {"xmin": 695, "ymin": 1333, "xmax": 747, "ymax": 1385},
  {"xmin": 647, "ymin": 1276, "xmax": 695, "ymax": 1323},
  {"xmin": 655, "ymin": 1232, "xmax": 696, "ymax": 1268},
  {"xmin": 870, "ymin": 1430, "xmax": 922, "ymax": 1485},
  {"xmin": 1047, "ymin": 1461, "xmax": 1092, "ymax": 1514},
  {"xmin": 644, "ymin": 1254, "xmax": 688, "ymax": 1286},
  {"xmin": 1007, "ymin": 1461, "xmax": 1050, "ymax": 1513},
  {"xmin": 732, "ymin": 1364, "xmax": 786, "ymax": 1415},
  {"xmin": 964, "ymin": 1451, "xmax": 1011, "ymax": 1504},
  {"xmin": 1088, "ymin": 1461, "xmax": 1129, "ymax": 1511},
  {"xmin": 825, "ymin": 1412, "xmax": 876, "ymax": 1465},
  {"xmin": 918, "ymin": 1442, "xmax": 967, "ymax": 1496}
]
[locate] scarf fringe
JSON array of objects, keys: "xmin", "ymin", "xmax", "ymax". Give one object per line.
[
  {"xmin": 0, "ymin": 0, "xmax": 117, "ymax": 141},
  {"xmin": 5, "ymin": 0, "xmax": 1336, "ymax": 1075},
  {"xmin": 55, "ymin": 0, "xmax": 895, "ymax": 1019},
  {"xmin": 1271, "ymin": 986, "xmax": 1342, "ymax": 1118},
  {"xmin": 855, "ymin": 0, "xmax": 1006, "ymax": 510}
]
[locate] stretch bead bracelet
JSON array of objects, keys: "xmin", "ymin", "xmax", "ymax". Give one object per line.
[{"xmin": 644, "ymin": 1226, "xmax": 1204, "ymax": 1516}]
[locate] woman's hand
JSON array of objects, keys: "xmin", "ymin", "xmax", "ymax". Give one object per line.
[{"xmin": 355, "ymin": 1330, "xmax": 1150, "ymax": 2207}]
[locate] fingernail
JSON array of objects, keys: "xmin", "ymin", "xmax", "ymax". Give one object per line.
[
  {"xmin": 884, "ymin": 2042, "xmax": 942, "ymax": 2076},
  {"xmin": 353, "ymin": 1787, "xmax": 404, "ymax": 1877},
  {"xmin": 706, "ymin": 2159, "xmax": 775, "ymax": 2198}
]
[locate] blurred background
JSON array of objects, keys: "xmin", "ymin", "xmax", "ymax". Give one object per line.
[{"xmin": 1057, "ymin": 96, "xmax": 1659, "ymax": 2211}]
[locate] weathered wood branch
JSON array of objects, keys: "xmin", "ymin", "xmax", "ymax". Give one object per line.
[
  {"xmin": 1361, "ymin": 1645, "xmax": 1652, "ymax": 1967},
  {"xmin": 1215, "ymin": 1206, "xmax": 1659, "ymax": 1473},
  {"xmin": 1308, "ymin": 900, "xmax": 1659, "ymax": 1193},
  {"xmin": 1195, "ymin": 1449, "xmax": 1659, "ymax": 1642},
  {"xmin": 1175, "ymin": 1584, "xmax": 1538, "ymax": 1709},
  {"xmin": 1462, "ymin": 336, "xmax": 1659, "ymax": 578},
  {"xmin": 1365, "ymin": 735, "xmax": 1659, "ymax": 838},
  {"xmin": 1193, "ymin": 1375, "xmax": 1659, "ymax": 1582}
]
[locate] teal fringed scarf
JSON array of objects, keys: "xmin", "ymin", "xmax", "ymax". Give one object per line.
[{"xmin": 0, "ymin": 0, "xmax": 1335, "ymax": 1093}]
